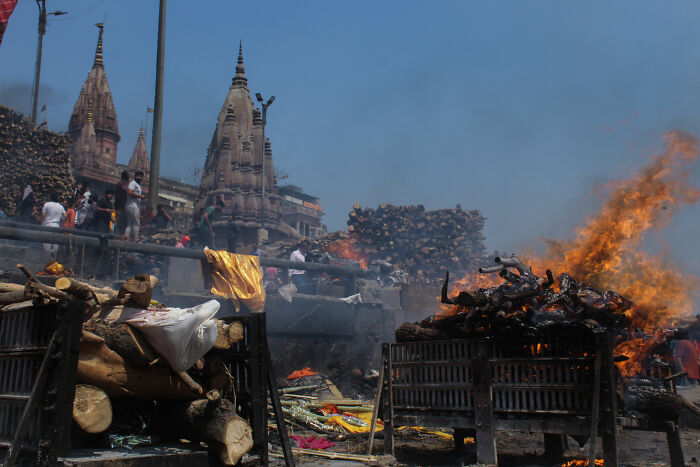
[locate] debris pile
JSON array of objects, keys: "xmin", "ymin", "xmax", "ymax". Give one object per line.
[
  {"xmin": 330, "ymin": 203, "xmax": 487, "ymax": 284},
  {"xmin": 0, "ymin": 106, "xmax": 74, "ymax": 212}
]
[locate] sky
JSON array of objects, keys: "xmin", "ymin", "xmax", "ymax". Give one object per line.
[{"xmin": 2, "ymin": 1, "xmax": 700, "ymax": 274}]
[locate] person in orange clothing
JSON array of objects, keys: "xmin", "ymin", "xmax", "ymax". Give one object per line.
[
  {"xmin": 62, "ymin": 206, "xmax": 76, "ymax": 229},
  {"xmin": 673, "ymin": 329, "xmax": 699, "ymax": 385}
]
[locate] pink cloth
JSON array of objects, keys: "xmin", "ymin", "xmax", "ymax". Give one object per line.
[{"xmin": 289, "ymin": 435, "xmax": 335, "ymax": 450}]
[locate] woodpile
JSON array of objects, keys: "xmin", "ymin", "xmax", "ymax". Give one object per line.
[
  {"xmin": 0, "ymin": 264, "xmax": 252, "ymax": 465},
  {"xmin": 396, "ymin": 254, "xmax": 632, "ymax": 341},
  {"xmin": 0, "ymin": 105, "xmax": 74, "ymax": 213},
  {"xmin": 322, "ymin": 203, "xmax": 487, "ymax": 285}
]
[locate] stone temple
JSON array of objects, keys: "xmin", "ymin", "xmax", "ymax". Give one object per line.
[{"xmin": 197, "ymin": 44, "xmax": 300, "ymax": 247}]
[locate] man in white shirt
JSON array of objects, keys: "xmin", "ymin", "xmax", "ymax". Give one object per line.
[
  {"xmin": 123, "ymin": 171, "xmax": 146, "ymax": 241},
  {"xmin": 289, "ymin": 240, "xmax": 311, "ymax": 289},
  {"xmin": 41, "ymin": 192, "xmax": 66, "ymax": 253}
]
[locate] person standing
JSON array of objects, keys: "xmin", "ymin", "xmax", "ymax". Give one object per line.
[
  {"xmin": 289, "ymin": 240, "xmax": 311, "ymax": 290},
  {"xmin": 124, "ymin": 171, "xmax": 146, "ymax": 242},
  {"xmin": 40, "ymin": 193, "xmax": 66, "ymax": 253},
  {"xmin": 194, "ymin": 198, "xmax": 225, "ymax": 247},
  {"xmin": 114, "ymin": 170, "xmax": 129, "ymax": 233},
  {"xmin": 93, "ymin": 190, "xmax": 115, "ymax": 233},
  {"xmin": 17, "ymin": 178, "xmax": 38, "ymax": 223}
]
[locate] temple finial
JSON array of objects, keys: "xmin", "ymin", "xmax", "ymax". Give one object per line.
[
  {"xmin": 232, "ymin": 41, "xmax": 247, "ymax": 87},
  {"xmin": 138, "ymin": 127, "xmax": 144, "ymax": 139},
  {"xmin": 94, "ymin": 23, "xmax": 104, "ymax": 67}
]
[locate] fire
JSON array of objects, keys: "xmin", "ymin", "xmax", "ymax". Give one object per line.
[
  {"xmin": 562, "ymin": 459, "xmax": 604, "ymax": 467},
  {"xmin": 328, "ymin": 237, "xmax": 369, "ymax": 269},
  {"xmin": 531, "ymin": 130, "xmax": 699, "ymax": 331},
  {"xmin": 613, "ymin": 337, "xmax": 657, "ymax": 378}
]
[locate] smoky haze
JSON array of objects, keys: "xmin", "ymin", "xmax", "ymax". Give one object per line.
[{"xmin": 1, "ymin": 0, "xmax": 700, "ymax": 278}]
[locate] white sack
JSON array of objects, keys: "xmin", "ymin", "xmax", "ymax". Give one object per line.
[{"xmin": 116, "ymin": 300, "xmax": 220, "ymax": 372}]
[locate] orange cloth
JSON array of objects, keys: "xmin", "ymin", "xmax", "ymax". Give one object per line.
[
  {"xmin": 62, "ymin": 208, "xmax": 76, "ymax": 228},
  {"xmin": 286, "ymin": 367, "xmax": 318, "ymax": 380},
  {"xmin": 674, "ymin": 340, "xmax": 699, "ymax": 380},
  {"xmin": 203, "ymin": 249, "xmax": 265, "ymax": 312}
]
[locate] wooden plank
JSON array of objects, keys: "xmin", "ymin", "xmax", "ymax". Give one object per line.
[
  {"xmin": 473, "ymin": 340, "xmax": 496, "ymax": 465},
  {"xmin": 366, "ymin": 364, "xmax": 384, "ymax": 456},
  {"xmin": 382, "ymin": 344, "xmax": 394, "ymax": 456},
  {"xmin": 587, "ymin": 349, "xmax": 603, "ymax": 466}
]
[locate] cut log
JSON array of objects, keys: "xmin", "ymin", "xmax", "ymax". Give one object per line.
[
  {"xmin": 0, "ymin": 290, "xmax": 31, "ymax": 306},
  {"xmin": 77, "ymin": 331, "xmax": 199, "ymax": 399},
  {"xmin": 182, "ymin": 398, "xmax": 253, "ymax": 465},
  {"xmin": 73, "ymin": 384, "xmax": 112, "ymax": 434},
  {"xmin": 213, "ymin": 320, "xmax": 244, "ymax": 350},
  {"xmin": 0, "ymin": 283, "xmax": 25, "ymax": 294},
  {"xmin": 118, "ymin": 274, "xmax": 159, "ymax": 308},
  {"xmin": 203, "ymin": 355, "xmax": 232, "ymax": 392},
  {"xmin": 55, "ymin": 277, "xmax": 99, "ymax": 303}
]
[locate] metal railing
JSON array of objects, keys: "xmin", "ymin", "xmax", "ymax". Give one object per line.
[{"xmin": 0, "ymin": 223, "xmax": 369, "ymax": 281}]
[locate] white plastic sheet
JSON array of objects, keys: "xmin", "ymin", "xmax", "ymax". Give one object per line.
[{"xmin": 116, "ymin": 300, "xmax": 220, "ymax": 372}]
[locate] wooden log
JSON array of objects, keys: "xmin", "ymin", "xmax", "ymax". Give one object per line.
[
  {"xmin": 213, "ymin": 320, "xmax": 244, "ymax": 350},
  {"xmin": 118, "ymin": 274, "xmax": 159, "ymax": 308},
  {"xmin": 158, "ymin": 398, "xmax": 253, "ymax": 466},
  {"xmin": 83, "ymin": 321, "xmax": 158, "ymax": 367},
  {"xmin": 73, "ymin": 384, "xmax": 112, "ymax": 434},
  {"xmin": 395, "ymin": 322, "xmax": 453, "ymax": 342},
  {"xmin": 0, "ymin": 289, "xmax": 31, "ymax": 305},
  {"xmin": 0, "ymin": 283, "xmax": 25, "ymax": 294},
  {"xmin": 55, "ymin": 277, "xmax": 98, "ymax": 302},
  {"xmin": 77, "ymin": 331, "xmax": 199, "ymax": 399}
]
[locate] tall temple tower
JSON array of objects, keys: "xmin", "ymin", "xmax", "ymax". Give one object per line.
[
  {"xmin": 197, "ymin": 44, "xmax": 294, "ymax": 246},
  {"xmin": 128, "ymin": 127, "xmax": 149, "ymax": 182},
  {"xmin": 68, "ymin": 23, "xmax": 120, "ymax": 185}
]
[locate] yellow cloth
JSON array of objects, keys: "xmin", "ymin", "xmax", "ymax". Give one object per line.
[
  {"xmin": 203, "ymin": 250, "xmax": 266, "ymax": 312},
  {"xmin": 327, "ymin": 412, "xmax": 381, "ymax": 433}
]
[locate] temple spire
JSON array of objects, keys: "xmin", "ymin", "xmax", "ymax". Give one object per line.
[
  {"xmin": 94, "ymin": 23, "xmax": 104, "ymax": 67},
  {"xmin": 232, "ymin": 41, "xmax": 247, "ymax": 87}
]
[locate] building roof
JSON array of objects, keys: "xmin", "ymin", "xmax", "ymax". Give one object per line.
[{"xmin": 128, "ymin": 128, "xmax": 149, "ymax": 174}]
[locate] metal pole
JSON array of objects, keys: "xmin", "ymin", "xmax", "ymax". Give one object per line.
[
  {"xmin": 31, "ymin": 0, "xmax": 47, "ymax": 126},
  {"xmin": 148, "ymin": 0, "xmax": 167, "ymax": 212},
  {"xmin": 260, "ymin": 106, "xmax": 266, "ymax": 229}
]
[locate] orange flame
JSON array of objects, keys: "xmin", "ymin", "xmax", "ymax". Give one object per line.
[
  {"xmin": 533, "ymin": 131, "xmax": 700, "ymax": 331},
  {"xmin": 613, "ymin": 337, "xmax": 657, "ymax": 378},
  {"xmin": 562, "ymin": 459, "xmax": 604, "ymax": 467},
  {"xmin": 328, "ymin": 237, "xmax": 369, "ymax": 269}
]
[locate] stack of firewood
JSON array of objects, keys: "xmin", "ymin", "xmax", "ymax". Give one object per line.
[
  {"xmin": 343, "ymin": 203, "xmax": 488, "ymax": 284},
  {"xmin": 0, "ymin": 265, "xmax": 252, "ymax": 465},
  {"xmin": 0, "ymin": 106, "xmax": 75, "ymax": 213}
]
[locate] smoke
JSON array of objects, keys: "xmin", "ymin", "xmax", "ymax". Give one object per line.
[
  {"xmin": 0, "ymin": 83, "xmax": 64, "ymax": 118},
  {"xmin": 535, "ymin": 130, "xmax": 700, "ymax": 329}
]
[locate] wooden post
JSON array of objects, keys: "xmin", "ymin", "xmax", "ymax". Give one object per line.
[
  {"xmin": 381, "ymin": 343, "xmax": 394, "ymax": 456},
  {"xmin": 600, "ymin": 336, "xmax": 619, "ymax": 467},
  {"xmin": 264, "ymin": 342, "xmax": 295, "ymax": 467},
  {"xmin": 666, "ymin": 422, "xmax": 685, "ymax": 467},
  {"xmin": 366, "ymin": 365, "xmax": 384, "ymax": 455},
  {"xmin": 473, "ymin": 339, "xmax": 497, "ymax": 466},
  {"xmin": 587, "ymin": 346, "xmax": 603, "ymax": 465}
]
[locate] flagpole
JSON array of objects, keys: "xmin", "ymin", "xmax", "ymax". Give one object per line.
[{"xmin": 148, "ymin": 0, "xmax": 166, "ymax": 212}]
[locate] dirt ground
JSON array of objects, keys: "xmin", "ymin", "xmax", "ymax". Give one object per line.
[{"xmin": 271, "ymin": 426, "xmax": 700, "ymax": 466}]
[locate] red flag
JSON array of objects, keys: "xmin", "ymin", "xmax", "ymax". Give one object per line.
[{"xmin": 0, "ymin": 0, "xmax": 18, "ymax": 46}]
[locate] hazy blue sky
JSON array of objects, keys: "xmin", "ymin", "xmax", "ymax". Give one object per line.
[{"xmin": 2, "ymin": 1, "xmax": 700, "ymax": 274}]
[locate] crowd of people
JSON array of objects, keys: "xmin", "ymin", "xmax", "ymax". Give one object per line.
[{"xmin": 2, "ymin": 170, "xmax": 159, "ymax": 243}]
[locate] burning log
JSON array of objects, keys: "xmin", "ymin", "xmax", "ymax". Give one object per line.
[{"xmin": 399, "ymin": 255, "xmax": 633, "ymax": 342}]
